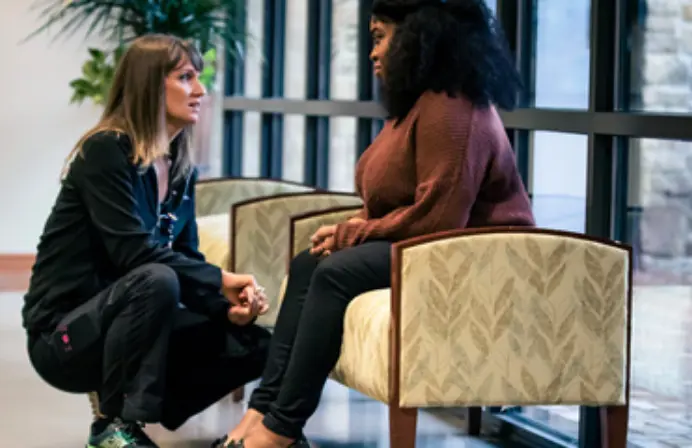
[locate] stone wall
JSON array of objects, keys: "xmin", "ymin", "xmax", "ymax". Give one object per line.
[
  {"xmin": 632, "ymin": 0, "xmax": 692, "ymax": 405},
  {"xmin": 636, "ymin": 0, "xmax": 692, "ymax": 279}
]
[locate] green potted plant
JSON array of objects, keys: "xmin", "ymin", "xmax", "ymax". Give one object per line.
[{"xmin": 27, "ymin": 0, "xmax": 246, "ymax": 103}]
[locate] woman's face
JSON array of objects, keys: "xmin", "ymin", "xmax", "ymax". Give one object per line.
[
  {"xmin": 165, "ymin": 57, "xmax": 206, "ymax": 133},
  {"xmin": 369, "ymin": 17, "xmax": 395, "ymax": 79}
]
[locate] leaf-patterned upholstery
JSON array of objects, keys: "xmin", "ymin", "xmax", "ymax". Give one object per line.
[
  {"xmin": 283, "ymin": 213, "xmax": 632, "ymax": 445},
  {"xmin": 395, "ymin": 230, "xmax": 629, "ymax": 408},
  {"xmin": 194, "ymin": 177, "xmax": 316, "ymax": 270},
  {"xmin": 195, "ymin": 177, "xmax": 315, "ymax": 217},
  {"xmin": 232, "ymin": 193, "xmax": 363, "ymax": 327}
]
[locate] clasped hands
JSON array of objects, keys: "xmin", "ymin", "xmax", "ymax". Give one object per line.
[
  {"xmin": 221, "ymin": 271, "xmax": 270, "ymax": 325},
  {"xmin": 309, "ymin": 217, "xmax": 366, "ymax": 257}
]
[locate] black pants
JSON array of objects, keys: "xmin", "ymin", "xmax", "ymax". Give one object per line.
[
  {"xmin": 27, "ymin": 263, "xmax": 271, "ymax": 430},
  {"xmin": 248, "ymin": 241, "xmax": 391, "ymax": 439}
]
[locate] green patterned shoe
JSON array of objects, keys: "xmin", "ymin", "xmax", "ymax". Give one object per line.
[{"xmin": 86, "ymin": 418, "xmax": 158, "ymax": 447}]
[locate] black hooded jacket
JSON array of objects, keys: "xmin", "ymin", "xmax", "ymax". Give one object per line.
[{"xmin": 22, "ymin": 131, "xmax": 229, "ymax": 334}]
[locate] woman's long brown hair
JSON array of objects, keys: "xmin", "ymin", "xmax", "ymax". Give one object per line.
[{"xmin": 63, "ymin": 34, "xmax": 204, "ymax": 183}]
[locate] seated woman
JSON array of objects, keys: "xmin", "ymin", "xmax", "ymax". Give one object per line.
[
  {"xmin": 22, "ymin": 34, "xmax": 272, "ymax": 448},
  {"xmin": 217, "ymin": 0, "xmax": 536, "ymax": 447}
]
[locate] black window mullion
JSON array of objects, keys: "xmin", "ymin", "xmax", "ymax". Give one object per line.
[
  {"xmin": 222, "ymin": 0, "xmax": 247, "ymax": 177},
  {"xmin": 271, "ymin": 0, "xmax": 286, "ymax": 178},
  {"xmin": 497, "ymin": 0, "xmax": 534, "ymax": 190},
  {"xmin": 260, "ymin": 0, "xmax": 285, "ymax": 179},
  {"xmin": 303, "ymin": 0, "xmax": 331, "ymax": 189},
  {"xmin": 611, "ymin": 0, "xmax": 634, "ymax": 243},
  {"xmin": 582, "ymin": 0, "xmax": 618, "ymax": 445},
  {"xmin": 497, "ymin": 0, "xmax": 536, "ymax": 109},
  {"xmin": 356, "ymin": 0, "xmax": 375, "ymax": 159},
  {"xmin": 585, "ymin": 0, "xmax": 617, "ymax": 239}
]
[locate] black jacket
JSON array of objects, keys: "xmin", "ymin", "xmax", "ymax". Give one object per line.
[{"xmin": 22, "ymin": 131, "xmax": 229, "ymax": 334}]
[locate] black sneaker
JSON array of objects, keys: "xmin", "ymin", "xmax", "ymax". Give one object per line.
[
  {"xmin": 210, "ymin": 434, "xmax": 310, "ymax": 447},
  {"xmin": 120, "ymin": 420, "xmax": 158, "ymax": 447},
  {"xmin": 211, "ymin": 435, "xmax": 242, "ymax": 447},
  {"xmin": 87, "ymin": 418, "xmax": 158, "ymax": 447}
]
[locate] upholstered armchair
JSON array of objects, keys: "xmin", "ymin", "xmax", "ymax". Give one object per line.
[
  {"xmin": 229, "ymin": 192, "xmax": 363, "ymax": 328},
  {"xmin": 194, "ymin": 177, "xmax": 317, "ymax": 271},
  {"xmin": 280, "ymin": 208, "xmax": 632, "ymax": 448}
]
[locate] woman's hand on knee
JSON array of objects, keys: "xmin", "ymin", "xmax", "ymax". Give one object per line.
[
  {"xmin": 310, "ymin": 225, "xmax": 337, "ymax": 257},
  {"xmin": 310, "ymin": 236, "xmax": 335, "ymax": 257}
]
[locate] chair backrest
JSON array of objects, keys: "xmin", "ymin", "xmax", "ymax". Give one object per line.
[
  {"xmin": 289, "ymin": 206, "xmax": 365, "ymax": 260},
  {"xmin": 232, "ymin": 192, "xmax": 363, "ymax": 327},
  {"xmin": 392, "ymin": 227, "xmax": 631, "ymax": 409},
  {"xmin": 195, "ymin": 177, "xmax": 316, "ymax": 217}
]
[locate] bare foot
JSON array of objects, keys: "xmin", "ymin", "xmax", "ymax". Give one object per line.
[
  {"xmin": 242, "ymin": 422, "xmax": 295, "ymax": 448},
  {"xmin": 225, "ymin": 409, "xmax": 265, "ymax": 444}
]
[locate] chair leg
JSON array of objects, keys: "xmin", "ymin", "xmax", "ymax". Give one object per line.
[
  {"xmin": 466, "ymin": 407, "xmax": 482, "ymax": 436},
  {"xmin": 389, "ymin": 405, "xmax": 417, "ymax": 448},
  {"xmin": 600, "ymin": 404, "xmax": 628, "ymax": 448},
  {"xmin": 232, "ymin": 386, "xmax": 245, "ymax": 402}
]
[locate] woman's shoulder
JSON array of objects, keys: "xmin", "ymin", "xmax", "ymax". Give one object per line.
[
  {"xmin": 81, "ymin": 129, "xmax": 131, "ymax": 154},
  {"xmin": 414, "ymin": 91, "xmax": 475, "ymax": 121},
  {"xmin": 67, "ymin": 129, "xmax": 135, "ymax": 178}
]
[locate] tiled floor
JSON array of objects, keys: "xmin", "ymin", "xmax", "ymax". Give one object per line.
[
  {"xmin": 510, "ymin": 390, "xmax": 692, "ymax": 448},
  {"xmin": 5, "ymin": 271, "xmax": 692, "ymax": 448},
  {"xmin": 0, "ymin": 292, "xmax": 497, "ymax": 448}
]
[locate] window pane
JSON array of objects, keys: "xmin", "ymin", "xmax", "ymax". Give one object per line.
[
  {"xmin": 627, "ymin": 2, "xmax": 692, "ymax": 113},
  {"xmin": 282, "ymin": 1, "xmax": 308, "ymax": 183},
  {"xmin": 242, "ymin": 111, "xmax": 262, "ymax": 176},
  {"xmin": 328, "ymin": 0, "xmax": 359, "ymax": 191},
  {"xmin": 243, "ymin": 1, "xmax": 264, "ymax": 98},
  {"xmin": 284, "ymin": 0, "xmax": 308, "ymax": 100},
  {"xmin": 531, "ymin": 131, "xmax": 587, "ymax": 233},
  {"xmin": 283, "ymin": 114, "xmax": 306, "ymax": 183},
  {"xmin": 329, "ymin": 117, "xmax": 357, "ymax": 192},
  {"xmin": 504, "ymin": 131, "xmax": 588, "ymax": 442},
  {"xmin": 534, "ymin": 0, "xmax": 591, "ymax": 109},
  {"xmin": 627, "ymin": 138, "xmax": 692, "ymax": 447},
  {"xmin": 331, "ymin": 0, "xmax": 359, "ymax": 100}
]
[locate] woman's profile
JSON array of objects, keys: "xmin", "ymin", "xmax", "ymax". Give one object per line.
[{"xmin": 22, "ymin": 34, "xmax": 271, "ymax": 448}]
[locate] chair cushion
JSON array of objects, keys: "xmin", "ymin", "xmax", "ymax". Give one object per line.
[
  {"xmin": 277, "ymin": 276, "xmax": 391, "ymax": 403},
  {"xmin": 197, "ymin": 214, "xmax": 230, "ymax": 269},
  {"xmin": 331, "ymin": 288, "xmax": 391, "ymax": 403}
]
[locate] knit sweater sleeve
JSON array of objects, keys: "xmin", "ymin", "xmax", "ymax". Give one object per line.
[{"xmin": 333, "ymin": 100, "xmax": 490, "ymax": 250}]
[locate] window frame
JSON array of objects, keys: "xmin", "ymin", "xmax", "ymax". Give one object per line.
[{"xmin": 221, "ymin": 0, "xmax": 692, "ymax": 446}]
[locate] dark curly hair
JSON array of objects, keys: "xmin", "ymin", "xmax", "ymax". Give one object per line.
[{"xmin": 372, "ymin": 0, "xmax": 521, "ymax": 120}]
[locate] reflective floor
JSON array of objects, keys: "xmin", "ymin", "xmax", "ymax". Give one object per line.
[{"xmin": 0, "ymin": 291, "xmax": 499, "ymax": 448}]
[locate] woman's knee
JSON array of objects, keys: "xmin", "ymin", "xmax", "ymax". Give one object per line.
[
  {"xmin": 289, "ymin": 249, "xmax": 321, "ymax": 275},
  {"xmin": 127, "ymin": 263, "xmax": 180, "ymax": 308},
  {"xmin": 310, "ymin": 254, "xmax": 346, "ymax": 287}
]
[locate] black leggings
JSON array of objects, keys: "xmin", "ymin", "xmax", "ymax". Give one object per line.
[
  {"xmin": 248, "ymin": 241, "xmax": 391, "ymax": 439},
  {"xmin": 28, "ymin": 263, "xmax": 270, "ymax": 430}
]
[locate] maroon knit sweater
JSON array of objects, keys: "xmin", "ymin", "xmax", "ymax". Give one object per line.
[{"xmin": 333, "ymin": 91, "xmax": 535, "ymax": 250}]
